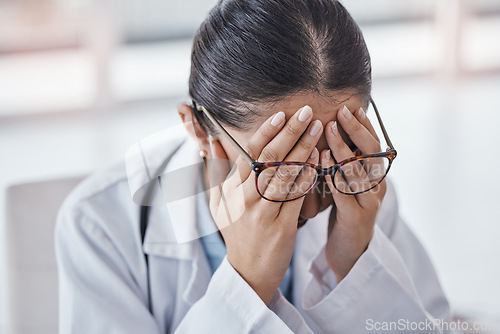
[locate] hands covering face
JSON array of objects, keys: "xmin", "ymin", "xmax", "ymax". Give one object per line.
[{"xmin": 206, "ymin": 102, "xmax": 386, "ymax": 304}]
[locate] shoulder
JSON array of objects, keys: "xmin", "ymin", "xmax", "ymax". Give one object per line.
[
  {"xmin": 56, "ymin": 128, "xmax": 190, "ymax": 244},
  {"xmin": 57, "ymin": 162, "xmax": 133, "ymax": 227}
]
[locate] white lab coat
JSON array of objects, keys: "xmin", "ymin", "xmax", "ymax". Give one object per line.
[{"xmin": 55, "ymin": 129, "xmax": 451, "ymax": 334}]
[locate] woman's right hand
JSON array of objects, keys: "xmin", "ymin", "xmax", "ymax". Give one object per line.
[{"xmin": 207, "ymin": 106, "xmax": 323, "ymax": 305}]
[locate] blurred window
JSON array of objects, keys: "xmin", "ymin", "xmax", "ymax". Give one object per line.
[
  {"xmin": 121, "ymin": 0, "xmax": 219, "ymax": 42},
  {"xmin": 344, "ymin": 0, "xmax": 434, "ymax": 24},
  {"xmin": 0, "ymin": 0, "xmax": 499, "ymax": 117}
]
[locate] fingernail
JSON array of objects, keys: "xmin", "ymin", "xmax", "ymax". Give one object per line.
[
  {"xmin": 298, "ymin": 105, "xmax": 312, "ymax": 122},
  {"xmin": 271, "ymin": 111, "xmax": 285, "ymax": 127},
  {"xmin": 331, "ymin": 121, "xmax": 339, "ymax": 136},
  {"xmin": 310, "ymin": 147, "xmax": 318, "ymax": 159},
  {"xmin": 309, "ymin": 120, "xmax": 322, "ymax": 137},
  {"xmin": 325, "ymin": 150, "xmax": 331, "ymax": 162},
  {"xmin": 343, "ymin": 106, "xmax": 352, "ymax": 120},
  {"xmin": 358, "ymin": 107, "xmax": 366, "ymax": 120}
]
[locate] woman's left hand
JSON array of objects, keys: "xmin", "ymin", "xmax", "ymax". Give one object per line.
[{"xmin": 320, "ymin": 105, "xmax": 387, "ymax": 282}]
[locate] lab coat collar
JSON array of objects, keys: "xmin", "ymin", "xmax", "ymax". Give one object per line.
[
  {"xmin": 141, "ymin": 133, "xmax": 211, "ymax": 305},
  {"xmin": 142, "ymin": 134, "xmax": 205, "ymax": 259}
]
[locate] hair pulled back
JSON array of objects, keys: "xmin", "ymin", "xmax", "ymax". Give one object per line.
[{"xmin": 189, "ymin": 0, "xmax": 371, "ymax": 133}]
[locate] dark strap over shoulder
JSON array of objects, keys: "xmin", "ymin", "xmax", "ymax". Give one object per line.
[
  {"xmin": 140, "ymin": 205, "xmax": 150, "ymax": 245},
  {"xmin": 140, "ymin": 205, "xmax": 152, "ymax": 312}
]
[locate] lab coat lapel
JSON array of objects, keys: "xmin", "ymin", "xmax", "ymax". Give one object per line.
[
  {"xmin": 142, "ymin": 136, "xmax": 202, "ymax": 252},
  {"xmin": 142, "ymin": 135, "xmax": 211, "ymax": 305}
]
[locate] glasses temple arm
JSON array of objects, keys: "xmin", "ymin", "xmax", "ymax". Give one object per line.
[
  {"xmin": 370, "ymin": 98, "xmax": 395, "ymax": 151},
  {"xmin": 200, "ymin": 106, "xmax": 256, "ymax": 165}
]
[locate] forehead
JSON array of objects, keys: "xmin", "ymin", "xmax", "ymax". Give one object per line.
[
  {"xmin": 257, "ymin": 91, "xmax": 366, "ymax": 123},
  {"xmin": 222, "ymin": 91, "xmax": 367, "ymax": 155},
  {"xmin": 224, "ymin": 91, "xmax": 367, "ymax": 150}
]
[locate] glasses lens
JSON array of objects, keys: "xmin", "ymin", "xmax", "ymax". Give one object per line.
[
  {"xmin": 257, "ymin": 164, "xmax": 318, "ymax": 202},
  {"xmin": 333, "ymin": 156, "xmax": 390, "ymax": 195}
]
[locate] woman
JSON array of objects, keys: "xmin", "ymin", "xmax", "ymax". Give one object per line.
[{"xmin": 56, "ymin": 0, "xmax": 451, "ymax": 333}]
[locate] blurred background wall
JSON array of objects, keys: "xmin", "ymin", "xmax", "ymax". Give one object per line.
[{"xmin": 1, "ymin": 0, "xmax": 500, "ymax": 332}]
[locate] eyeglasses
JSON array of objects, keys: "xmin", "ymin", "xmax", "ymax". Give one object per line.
[{"xmin": 197, "ymin": 98, "xmax": 397, "ymax": 203}]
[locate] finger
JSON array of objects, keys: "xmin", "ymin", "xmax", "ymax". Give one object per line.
[
  {"xmin": 236, "ymin": 105, "xmax": 313, "ymax": 201},
  {"xmin": 224, "ymin": 111, "xmax": 286, "ymax": 188},
  {"xmin": 325, "ymin": 120, "xmax": 366, "ymax": 179},
  {"xmin": 337, "ymin": 106, "xmax": 381, "ymax": 156},
  {"xmin": 207, "ymin": 137, "xmax": 230, "ymax": 213},
  {"xmin": 285, "ymin": 120, "xmax": 323, "ymax": 162},
  {"xmin": 259, "ymin": 120, "xmax": 322, "ymax": 201},
  {"xmin": 258, "ymin": 105, "xmax": 313, "ymax": 163},
  {"xmin": 259, "ymin": 146, "xmax": 320, "ymax": 202},
  {"xmin": 320, "ymin": 149, "xmax": 357, "ymax": 210},
  {"xmin": 308, "ymin": 147, "xmax": 320, "ymax": 167},
  {"xmin": 208, "ymin": 138, "xmax": 247, "ymax": 230},
  {"xmin": 289, "ymin": 146, "xmax": 320, "ymax": 201},
  {"xmin": 356, "ymin": 107, "xmax": 380, "ymax": 143},
  {"xmin": 339, "ymin": 106, "xmax": 387, "ymax": 189},
  {"xmin": 325, "ymin": 121, "xmax": 374, "ymax": 207},
  {"xmin": 273, "ymin": 147, "xmax": 321, "ymax": 227},
  {"xmin": 207, "ymin": 136, "xmax": 233, "ymax": 190}
]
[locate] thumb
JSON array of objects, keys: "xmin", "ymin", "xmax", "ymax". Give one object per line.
[{"xmin": 207, "ymin": 136, "xmax": 231, "ymax": 211}]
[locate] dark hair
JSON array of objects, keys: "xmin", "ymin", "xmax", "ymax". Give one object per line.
[{"xmin": 189, "ymin": 0, "xmax": 371, "ymax": 134}]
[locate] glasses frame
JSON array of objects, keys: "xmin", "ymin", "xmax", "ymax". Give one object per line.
[{"xmin": 197, "ymin": 98, "xmax": 397, "ymax": 202}]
